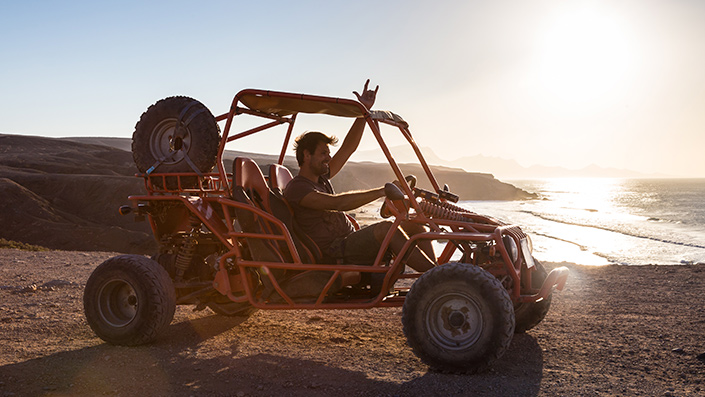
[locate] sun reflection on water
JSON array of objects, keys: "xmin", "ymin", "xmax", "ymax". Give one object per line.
[
  {"xmin": 517, "ymin": 178, "xmax": 629, "ymax": 265},
  {"xmin": 430, "ymin": 178, "xmax": 705, "ymax": 266},
  {"xmin": 538, "ymin": 178, "xmax": 623, "ymax": 219}
]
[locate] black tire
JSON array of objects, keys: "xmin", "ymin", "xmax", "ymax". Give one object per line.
[
  {"xmin": 132, "ymin": 96, "xmax": 220, "ymax": 187},
  {"xmin": 83, "ymin": 255, "xmax": 176, "ymax": 346},
  {"xmin": 207, "ymin": 300, "xmax": 258, "ymax": 317},
  {"xmin": 402, "ymin": 262, "xmax": 515, "ymax": 374},
  {"xmin": 514, "ymin": 258, "xmax": 553, "ymax": 333}
]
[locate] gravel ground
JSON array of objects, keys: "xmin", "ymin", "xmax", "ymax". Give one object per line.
[{"xmin": 1, "ymin": 249, "xmax": 704, "ymax": 396}]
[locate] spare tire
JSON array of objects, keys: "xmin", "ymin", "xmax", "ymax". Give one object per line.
[{"xmin": 132, "ymin": 96, "xmax": 220, "ymax": 185}]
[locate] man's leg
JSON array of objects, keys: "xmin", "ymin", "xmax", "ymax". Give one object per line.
[
  {"xmin": 400, "ymin": 221, "xmax": 437, "ymax": 263},
  {"xmin": 371, "ymin": 221, "xmax": 435, "ymax": 272}
]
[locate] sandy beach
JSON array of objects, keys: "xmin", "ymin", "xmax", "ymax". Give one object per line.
[{"xmin": 1, "ymin": 243, "xmax": 703, "ymax": 396}]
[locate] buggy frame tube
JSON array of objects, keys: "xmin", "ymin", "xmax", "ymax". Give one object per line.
[
  {"xmin": 278, "ymin": 113, "xmax": 297, "ymax": 165},
  {"xmin": 134, "ymin": 88, "xmax": 566, "ymax": 310}
]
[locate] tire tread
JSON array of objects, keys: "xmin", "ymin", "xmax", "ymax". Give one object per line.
[
  {"xmin": 83, "ymin": 254, "xmax": 176, "ymax": 346},
  {"xmin": 402, "ymin": 262, "xmax": 515, "ymax": 374}
]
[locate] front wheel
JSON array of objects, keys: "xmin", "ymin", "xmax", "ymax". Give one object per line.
[
  {"xmin": 402, "ymin": 262, "xmax": 515, "ymax": 373},
  {"xmin": 83, "ymin": 255, "xmax": 176, "ymax": 346}
]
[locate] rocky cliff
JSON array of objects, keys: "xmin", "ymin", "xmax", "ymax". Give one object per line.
[{"xmin": 0, "ymin": 134, "xmax": 534, "ymax": 253}]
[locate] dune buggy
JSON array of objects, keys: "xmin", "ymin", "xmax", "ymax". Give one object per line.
[{"xmin": 83, "ymin": 88, "xmax": 569, "ymax": 373}]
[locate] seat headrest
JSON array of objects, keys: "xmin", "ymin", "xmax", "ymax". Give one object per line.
[
  {"xmin": 234, "ymin": 157, "xmax": 270, "ymax": 210},
  {"xmin": 269, "ymin": 164, "xmax": 294, "ymax": 190}
]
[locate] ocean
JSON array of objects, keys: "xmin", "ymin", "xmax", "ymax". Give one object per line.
[{"xmin": 457, "ymin": 178, "xmax": 705, "ymax": 266}]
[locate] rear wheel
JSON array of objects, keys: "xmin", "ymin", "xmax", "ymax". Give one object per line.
[
  {"xmin": 402, "ymin": 262, "xmax": 515, "ymax": 373},
  {"xmin": 83, "ymin": 255, "xmax": 176, "ymax": 346},
  {"xmin": 514, "ymin": 258, "xmax": 553, "ymax": 333}
]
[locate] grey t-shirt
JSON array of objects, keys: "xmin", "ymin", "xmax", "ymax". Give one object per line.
[{"xmin": 283, "ymin": 175, "xmax": 354, "ymax": 256}]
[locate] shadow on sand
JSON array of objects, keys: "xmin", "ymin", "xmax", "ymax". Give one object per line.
[{"xmin": 0, "ymin": 316, "xmax": 544, "ymax": 396}]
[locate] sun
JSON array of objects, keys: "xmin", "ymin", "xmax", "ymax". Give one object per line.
[{"xmin": 534, "ymin": 6, "xmax": 635, "ymax": 106}]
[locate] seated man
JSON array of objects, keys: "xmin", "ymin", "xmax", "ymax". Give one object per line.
[{"xmin": 283, "ymin": 80, "xmax": 436, "ymax": 272}]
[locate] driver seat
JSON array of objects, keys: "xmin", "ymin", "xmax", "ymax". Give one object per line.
[
  {"xmin": 234, "ymin": 158, "xmax": 361, "ymax": 299},
  {"xmin": 268, "ymin": 163, "xmax": 360, "ymax": 231}
]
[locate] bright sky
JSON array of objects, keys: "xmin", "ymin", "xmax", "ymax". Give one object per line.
[{"xmin": 2, "ymin": 0, "xmax": 704, "ymax": 177}]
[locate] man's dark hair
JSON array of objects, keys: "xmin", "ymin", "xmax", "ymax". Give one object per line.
[{"xmin": 293, "ymin": 131, "xmax": 338, "ymax": 166}]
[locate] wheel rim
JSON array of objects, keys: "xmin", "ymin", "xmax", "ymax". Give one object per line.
[
  {"xmin": 97, "ymin": 279, "xmax": 139, "ymax": 327},
  {"xmin": 149, "ymin": 118, "xmax": 192, "ymax": 165},
  {"xmin": 425, "ymin": 291, "xmax": 484, "ymax": 350}
]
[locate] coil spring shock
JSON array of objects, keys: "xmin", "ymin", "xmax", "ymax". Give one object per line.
[
  {"xmin": 174, "ymin": 237, "xmax": 197, "ymax": 281},
  {"xmin": 418, "ymin": 196, "xmax": 500, "ymax": 226},
  {"xmin": 174, "ymin": 213, "xmax": 201, "ymax": 281},
  {"xmin": 418, "ymin": 199, "xmax": 468, "ymax": 221},
  {"xmin": 436, "ymin": 199, "xmax": 472, "ymax": 214}
]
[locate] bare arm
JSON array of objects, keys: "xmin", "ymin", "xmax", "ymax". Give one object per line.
[
  {"xmin": 299, "ymin": 187, "xmax": 385, "ymax": 212},
  {"xmin": 328, "ymin": 118, "xmax": 366, "ymax": 178},
  {"xmin": 328, "ymin": 79, "xmax": 379, "ymax": 178}
]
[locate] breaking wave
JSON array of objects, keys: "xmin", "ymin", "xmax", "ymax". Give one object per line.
[
  {"xmin": 459, "ymin": 178, "xmax": 705, "ymax": 265},
  {"xmin": 522, "ymin": 210, "xmax": 705, "ymax": 250}
]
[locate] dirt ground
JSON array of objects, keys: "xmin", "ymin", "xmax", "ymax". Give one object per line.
[{"xmin": 0, "ymin": 248, "xmax": 704, "ymax": 397}]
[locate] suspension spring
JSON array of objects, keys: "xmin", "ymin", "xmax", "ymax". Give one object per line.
[
  {"xmin": 437, "ymin": 199, "xmax": 473, "ymax": 214},
  {"xmin": 174, "ymin": 236, "xmax": 197, "ymax": 281},
  {"xmin": 418, "ymin": 199, "xmax": 468, "ymax": 221},
  {"xmin": 174, "ymin": 212, "xmax": 202, "ymax": 281}
]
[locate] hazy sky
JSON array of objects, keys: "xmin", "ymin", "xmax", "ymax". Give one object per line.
[{"xmin": 2, "ymin": 0, "xmax": 704, "ymax": 177}]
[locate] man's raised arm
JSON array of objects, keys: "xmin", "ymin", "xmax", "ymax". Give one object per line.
[{"xmin": 328, "ymin": 79, "xmax": 379, "ymax": 178}]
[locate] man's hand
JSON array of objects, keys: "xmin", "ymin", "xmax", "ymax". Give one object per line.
[
  {"xmin": 329, "ymin": 80, "xmax": 379, "ymax": 178},
  {"xmin": 353, "ymin": 79, "xmax": 379, "ymax": 110}
]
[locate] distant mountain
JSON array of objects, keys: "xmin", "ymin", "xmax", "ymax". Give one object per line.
[
  {"xmin": 62, "ymin": 136, "xmax": 292, "ymax": 168},
  {"xmin": 0, "ymin": 134, "xmax": 534, "ymax": 253},
  {"xmin": 69, "ymin": 137, "xmax": 651, "ymax": 179},
  {"xmin": 64, "ymin": 137, "xmax": 535, "ymax": 200},
  {"xmin": 353, "ymin": 145, "xmax": 655, "ymax": 179},
  {"xmin": 352, "ymin": 145, "xmax": 446, "ymax": 167}
]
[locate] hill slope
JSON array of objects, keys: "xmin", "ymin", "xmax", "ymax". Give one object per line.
[
  {"xmin": 0, "ymin": 134, "xmax": 154, "ymax": 253},
  {"xmin": 2, "ymin": 134, "xmax": 534, "ymax": 253},
  {"xmin": 65, "ymin": 137, "xmax": 535, "ymax": 200}
]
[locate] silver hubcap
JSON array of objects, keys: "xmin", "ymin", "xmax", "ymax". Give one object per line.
[
  {"xmin": 149, "ymin": 118, "xmax": 191, "ymax": 165},
  {"xmin": 425, "ymin": 291, "xmax": 483, "ymax": 350},
  {"xmin": 98, "ymin": 279, "xmax": 138, "ymax": 327}
]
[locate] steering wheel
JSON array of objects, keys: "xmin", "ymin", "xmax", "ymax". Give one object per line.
[
  {"xmin": 404, "ymin": 174, "xmax": 417, "ymax": 190},
  {"xmin": 380, "ymin": 175, "xmax": 416, "ymax": 218}
]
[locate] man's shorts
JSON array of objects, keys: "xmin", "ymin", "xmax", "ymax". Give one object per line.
[{"xmin": 327, "ymin": 222, "xmax": 389, "ymax": 265}]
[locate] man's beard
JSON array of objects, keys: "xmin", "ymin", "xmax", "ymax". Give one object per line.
[
  {"xmin": 315, "ymin": 162, "xmax": 329, "ymax": 176},
  {"xmin": 311, "ymin": 160, "xmax": 329, "ymax": 176}
]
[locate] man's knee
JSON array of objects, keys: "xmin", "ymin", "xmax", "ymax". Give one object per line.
[
  {"xmin": 371, "ymin": 220, "xmax": 396, "ymax": 241},
  {"xmin": 400, "ymin": 221, "xmax": 428, "ymax": 236}
]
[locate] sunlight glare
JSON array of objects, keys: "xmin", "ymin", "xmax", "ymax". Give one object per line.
[
  {"xmin": 535, "ymin": 6, "xmax": 634, "ymax": 105},
  {"xmin": 530, "ymin": 178, "xmax": 631, "ymax": 266},
  {"xmin": 508, "ymin": 178, "xmax": 629, "ymax": 266}
]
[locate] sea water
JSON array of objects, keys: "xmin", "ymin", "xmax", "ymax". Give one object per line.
[{"xmin": 457, "ymin": 178, "xmax": 705, "ymax": 266}]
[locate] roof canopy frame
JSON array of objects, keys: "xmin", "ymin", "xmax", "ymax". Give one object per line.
[{"xmin": 212, "ymin": 89, "xmax": 442, "ymax": 200}]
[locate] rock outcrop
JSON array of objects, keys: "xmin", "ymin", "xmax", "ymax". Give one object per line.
[{"xmin": 1, "ymin": 134, "xmax": 534, "ymax": 253}]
